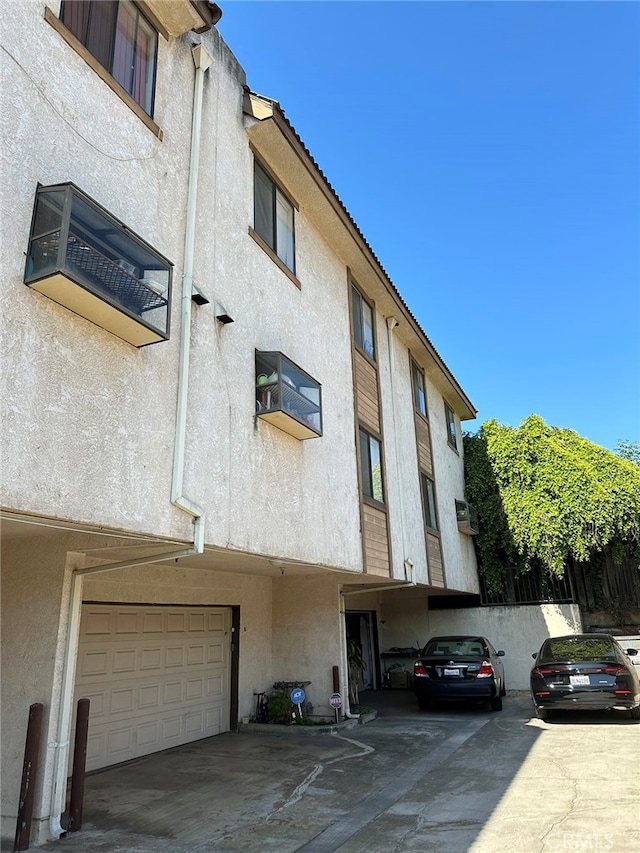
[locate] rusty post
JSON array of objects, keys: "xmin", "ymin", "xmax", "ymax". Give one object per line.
[
  {"xmin": 14, "ymin": 702, "xmax": 44, "ymax": 852},
  {"xmin": 67, "ymin": 698, "xmax": 90, "ymax": 832}
]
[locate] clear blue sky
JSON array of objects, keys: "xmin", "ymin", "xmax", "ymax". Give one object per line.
[{"xmin": 218, "ymin": 1, "xmax": 640, "ymax": 451}]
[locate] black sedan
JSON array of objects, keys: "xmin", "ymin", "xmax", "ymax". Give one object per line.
[
  {"xmin": 413, "ymin": 635, "xmax": 506, "ymax": 712},
  {"xmin": 530, "ymin": 633, "xmax": 640, "ymax": 720}
]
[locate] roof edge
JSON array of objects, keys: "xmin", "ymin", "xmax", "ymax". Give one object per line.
[{"xmin": 243, "ymin": 91, "xmax": 477, "ymax": 420}]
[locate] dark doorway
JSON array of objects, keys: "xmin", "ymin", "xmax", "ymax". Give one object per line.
[{"xmin": 345, "ymin": 611, "xmax": 380, "ymax": 689}]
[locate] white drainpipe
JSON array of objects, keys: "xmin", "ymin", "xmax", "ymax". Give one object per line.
[
  {"xmin": 171, "ymin": 43, "xmax": 213, "ymax": 553},
  {"xmin": 385, "ymin": 317, "xmax": 413, "ymax": 581},
  {"xmin": 48, "ymin": 44, "xmax": 213, "ymax": 840}
]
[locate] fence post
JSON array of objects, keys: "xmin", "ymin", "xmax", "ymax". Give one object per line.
[
  {"xmin": 14, "ymin": 702, "xmax": 44, "ymax": 852},
  {"xmin": 332, "ymin": 665, "xmax": 341, "ymax": 721},
  {"xmin": 67, "ymin": 698, "xmax": 90, "ymax": 832}
]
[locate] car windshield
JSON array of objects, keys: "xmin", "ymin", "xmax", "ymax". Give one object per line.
[
  {"xmin": 423, "ymin": 638, "xmax": 486, "ymax": 657},
  {"xmin": 541, "ymin": 638, "xmax": 616, "ymax": 662}
]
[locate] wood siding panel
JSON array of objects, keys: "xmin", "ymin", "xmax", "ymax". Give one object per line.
[
  {"xmin": 414, "ymin": 415, "xmax": 433, "ymax": 477},
  {"xmin": 355, "ymin": 351, "xmax": 380, "ymax": 433},
  {"xmin": 427, "ymin": 533, "xmax": 444, "ymax": 587},
  {"xmin": 363, "ymin": 504, "xmax": 390, "ymax": 576}
]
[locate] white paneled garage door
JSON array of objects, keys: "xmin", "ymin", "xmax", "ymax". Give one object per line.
[{"xmin": 74, "ymin": 604, "xmax": 231, "ymax": 771}]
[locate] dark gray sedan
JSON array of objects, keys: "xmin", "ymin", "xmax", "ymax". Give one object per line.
[
  {"xmin": 530, "ymin": 633, "xmax": 640, "ymax": 720},
  {"xmin": 413, "ymin": 635, "xmax": 506, "ymax": 712}
]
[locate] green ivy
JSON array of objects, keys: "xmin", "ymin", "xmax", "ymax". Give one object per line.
[{"xmin": 464, "ymin": 415, "xmax": 640, "ymax": 591}]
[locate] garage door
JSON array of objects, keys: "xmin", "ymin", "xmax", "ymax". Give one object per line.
[{"xmin": 74, "ymin": 604, "xmax": 231, "ymax": 771}]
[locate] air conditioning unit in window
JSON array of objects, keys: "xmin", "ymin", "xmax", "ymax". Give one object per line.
[{"xmin": 456, "ymin": 500, "xmax": 479, "ymax": 535}]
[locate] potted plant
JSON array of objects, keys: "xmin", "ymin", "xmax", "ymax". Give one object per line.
[{"xmin": 347, "ymin": 639, "xmax": 366, "ymax": 709}]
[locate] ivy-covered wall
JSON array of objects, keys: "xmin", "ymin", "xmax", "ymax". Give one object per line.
[{"xmin": 464, "ymin": 416, "xmax": 640, "ymax": 617}]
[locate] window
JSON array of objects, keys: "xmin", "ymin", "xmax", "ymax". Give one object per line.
[
  {"xmin": 255, "ymin": 351, "xmax": 322, "ymax": 440},
  {"xmin": 254, "ymin": 161, "xmax": 295, "ymax": 273},
  {"xmin": 421, "ymin": 474, "xmax": 438, "ymax": 531},
  {"xmin": 60, "ymin": 0, "xmax": 158, "ymax": 116},
  {"xmin": 411, "ymin": 361, "xmax": 427, "ymax": 417},
  {"xmin": 351, "ymin": 285, "xmax": 375, "ymax": 359},
  {"xmin": 445, "ymin": 402, "xmax": 458, "ymax": 450},
  {"xmin": 359, "ymin": 429, "xmax": 384, "ymax": 503}
]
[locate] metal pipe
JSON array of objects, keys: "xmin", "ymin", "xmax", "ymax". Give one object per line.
[
  {"xmin": 14, "ymin": 702, "xmax": 44, "ymax": 852},
  {"xmin": 171, "ymin": 43, "xmax": 213, "ymax": 556},
  {"xmin": 67, "ymin": 698, "xmax": 90, "ymax": 832},
  {"xmin": 343, "ymin": 582, "xmax": 416, "ymax": 596}
]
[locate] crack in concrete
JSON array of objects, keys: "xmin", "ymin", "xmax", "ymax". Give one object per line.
[
  {"xmin": 269, "ymin": 733, "xmax": 376, "ymax": 816},
  {"xmin": 536, "ymin": 754, "xmax": 578, "ymax": 853}
]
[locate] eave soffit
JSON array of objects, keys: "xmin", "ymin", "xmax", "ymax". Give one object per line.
[{"xmin": 138, "ymin": 1, "xmax": 222, "ymax": 38}]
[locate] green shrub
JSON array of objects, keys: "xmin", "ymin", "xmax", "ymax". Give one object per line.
[{"xmin": 267, "ymin": 689, "xmax": 293, "ymax": 724}]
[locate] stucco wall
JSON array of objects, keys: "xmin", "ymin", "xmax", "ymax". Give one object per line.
[
  {"xmin": 0, "ymin": 536, "xmax": 75, "ymax": 822},
  {"xmin": 427, "ymin": 393, "xmax": 479, "ymax": 595},
  {"xmin": 426, "ymin": 604, "xmax": 583, "ymax": 690},
  {"xmin": 272, "ymin": 575, "xmax": 344, "ymax": 715},
  {"xmin": 1, "ymin": 2, "xmax": 365, "ymax": 573}
]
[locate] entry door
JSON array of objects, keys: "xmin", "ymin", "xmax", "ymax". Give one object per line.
[
  {"xmin": 74, "ymin": 604, "xmax": 231, "ymax": 771},
  {"xmin": 345, "ymin": 611, "xmax": 378, "ymax": 690}
]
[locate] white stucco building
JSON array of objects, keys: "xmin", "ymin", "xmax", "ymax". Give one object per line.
[{"xmin": 0, "ymin": 1, "xmax": 493, "ymax": 844}]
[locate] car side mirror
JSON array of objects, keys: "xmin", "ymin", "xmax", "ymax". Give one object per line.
[
  {"xmin": 497, "ymin": 650, "xmax": 505, "ymax": 656},
  {"xmin": 532, "ymin": 653, "xmax": 537, "ymax": 659},
  {"xmin": 625, "ymin": 648, "xmax": 638, "ymax": 656}
]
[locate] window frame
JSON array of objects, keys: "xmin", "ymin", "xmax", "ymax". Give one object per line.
[
  {"xmin": 358, "ymin": 427, "xmax": 385, "ymax": 505},
  {"xmin": 411, "ymin": 359, "xmax": 428, "ymax": 418},
  {"xmin": 444, "ymin": 402, "xmax": 458, "ymax": 450},
  {"xmin": 252, "ymin": 158, "xmax": 297, "ymax": 277},
  {"xmin": 351, "ymin": 283, "xmax": 376, "ymax": 361},
  {"xmin": 58, "ymin": 0, "xmax": 158, "ymax": 118},
  {"xmin": 421, "ymin": 473, "xmax": 439, "ymax": 533}
]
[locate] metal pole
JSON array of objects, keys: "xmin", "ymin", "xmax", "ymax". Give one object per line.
[
  {"xmin": 67, "ymin": 698, "xmax": 90, "ymax": 832},
  {"xmin": 14, "ymin": 702, "xmax": 44, "ymax": 852},
  {"xmin": 332, "ymin": 666, "xmax": 341, "ymax": 721}
]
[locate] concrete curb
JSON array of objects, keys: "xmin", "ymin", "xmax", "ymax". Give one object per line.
[{"xmin": 239, "ymin": 710, "xmax": 377, "ymax": 735}]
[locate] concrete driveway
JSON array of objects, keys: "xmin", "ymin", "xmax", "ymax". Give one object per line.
[{"xmin": 22, "ymin": 690, "xmax": 640, "ymax": 853}]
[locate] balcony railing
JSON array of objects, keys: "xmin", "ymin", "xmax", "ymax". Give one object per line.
[{"xmin": 25, "ymin": 183, "xmax": 172, "ymax": 347}]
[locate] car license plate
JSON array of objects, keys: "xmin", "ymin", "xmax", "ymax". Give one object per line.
[
  {"xmin": 444, "ymin": 668, "xmax": 461, "ymax": 677},
  {"xmin": 569, "ymin": 675, "xmax": 590, "ymax": 686}
]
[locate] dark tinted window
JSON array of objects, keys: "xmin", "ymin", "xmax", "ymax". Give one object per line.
[
  {"xmin": 359, "ymin": 428, "xmax": 384, "ymax": 503},
  {"xmin": 60, "ymin": 0, "xmax": 157, "ymax": 115},
  {"xmin": 351, "ymin": 285, "xmax": 375, "ymax": 359},
  {"xmin": 253, "ymin": 161, "xmax": 295, "ymax": 273},
  {"xmin": 423, "ymin": 637, "xmax": 486, "ymax": 657},
  {"xmin": 412, "ymin": 361, "xmax": 427, "ymax": 416}
]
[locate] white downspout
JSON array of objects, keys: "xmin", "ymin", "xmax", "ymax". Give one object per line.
[
  {"xmin": 48, "ymin": 44, "xmax": 214, "ymax": 840},
  {"xmin": 386, "ymin": 317, "xmax": 414, "ymax": 581},
  {"xmin": 171, "ymin": 43, "xmax": 213, "ymax": 553}
]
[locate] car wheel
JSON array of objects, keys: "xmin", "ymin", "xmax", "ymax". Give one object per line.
[
  {"xmin": 500, "ymin": 680, "xmax": 507, "ymax": 697},
  {"xmin": 535, "ymin": 706, "xmax": 550, "ymax": 721},
  {"xmin": 490, "ymin": 695, "xmax": 503, "ymax": 712},
  {"xmin": 630, "ymin": 705, "xmax": 640, "ymax": 721},
  {"xmin": 417, "ymin": 695, "xmax": 431, "ymax": 711}
]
